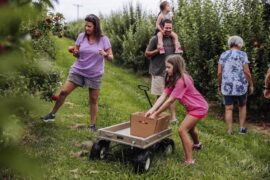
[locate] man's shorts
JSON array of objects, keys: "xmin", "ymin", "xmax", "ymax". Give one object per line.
[
  {"xmin": 151, "ymin": 75, "xmax": 165, "ymax": 96},
  {"xmin": 67, "ymin": 72, "xmax": 102, "ymax": 90},
  {"xmin": 223, "ymin": 94, "xmax": 247, "ymax": 106}
]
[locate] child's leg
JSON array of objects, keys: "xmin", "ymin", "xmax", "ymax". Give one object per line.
[
  {"xmin": 171, "ymin": 32, "xmax": 182, "ymax": 53},
  {"xmin": 178, "ymin": 115, "xmax": 200, "ymax": 162},
  {"xmin": 189, "ymin": 126, "xmax": 200, "ymax": 145},
  {"xmin": 171, "ymin": 32, "xmax": 181, "ymax": 47},
  {"xmin": 157, "ymin": 31, "xmax": 164, "ymax": 49}
]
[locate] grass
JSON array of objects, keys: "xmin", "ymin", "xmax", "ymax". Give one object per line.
[{"xmin": 23, "ymin": 37, "xmax": 270, "ymax": 179}]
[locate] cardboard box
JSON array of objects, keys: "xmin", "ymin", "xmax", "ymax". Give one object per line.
[{"xmin": 130, "ymin": 112, "xmax": 171, "ymax": 138}]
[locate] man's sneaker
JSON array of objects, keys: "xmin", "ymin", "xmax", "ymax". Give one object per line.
[
  {"xmin": 239, "ymin": 128, "xmax": 247, "ymax": 134},
  {"xmin": 88, "ymin": 124, "xmax": 97, "ymax": 132},
  {"xmin": 41, "ymin": 113, "xmax": 55, "ymax": 122},
  {"xmin": 192, "ymin": 142, "xmax": 202, "ymax": 151}
]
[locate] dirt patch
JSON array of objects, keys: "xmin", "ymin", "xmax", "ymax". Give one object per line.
[
  {"xmin": 249, "ymin": 122, "xmax": 270, "ymax": 136},
  {"xmin": 70, "ymin": 150, "xmax": 89, "ymax": 158},
  {"xmin": 68, "ymin": 123, "xmax": 87, "ymax": 129}
]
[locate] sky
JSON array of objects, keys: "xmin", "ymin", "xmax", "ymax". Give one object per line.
[{"xmin": 51, "ymin": 0, "xmax": 178, "ymax": 22}]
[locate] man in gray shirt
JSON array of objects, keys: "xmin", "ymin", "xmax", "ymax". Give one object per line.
[{"xmin": 145, "ymin": 19, "xmax": 177, "ymax": 122}]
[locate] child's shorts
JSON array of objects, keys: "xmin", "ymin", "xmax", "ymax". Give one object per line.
[
  {"xmin": 223, "ymin": 94, "xmax": 247, "ymax": 106},
  {"xmin": 67, "ymin": 71, "xmax": 103, "ymax": 90}
]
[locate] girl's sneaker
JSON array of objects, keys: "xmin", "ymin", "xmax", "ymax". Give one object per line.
[
  {"xmin": 159, "ymin": 47, "xmax": 165, "ymax": 54},
  {"xmin": 184, "ymin": 159, "xmax": 196, "ymax": 165},
  {"xmin": 192, "ymin": 142, "xmax": 202, "ymax": 151},
  {"xmin": 88, "ymin": 124, "xmax": 97, "ymax": 132}
]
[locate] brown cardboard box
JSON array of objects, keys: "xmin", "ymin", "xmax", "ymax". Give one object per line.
[{"xmin": 130, "ymin": 112, "xmax": 171, "ymax": 138}]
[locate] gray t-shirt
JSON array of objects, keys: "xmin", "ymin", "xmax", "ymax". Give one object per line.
[{"xmin": 146, "ymin": 36, "xmax": 175, "ymax": 76}]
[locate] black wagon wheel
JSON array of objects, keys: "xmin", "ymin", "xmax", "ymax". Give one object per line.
[
  {"xmin": 133, "ymin": 150, "xmax": 153, "ymax": 173},
  {"xmin": 160, "ymin": 138, "xmax": 175, "ymax": 155},
  {"xmin": 89, "ymin": 140, "xmax": 110, "ymax": 160}
]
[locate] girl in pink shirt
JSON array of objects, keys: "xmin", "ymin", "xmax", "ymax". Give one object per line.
[{"xmin": 145, "ymin": 55, "xmax": 208, "ymax": 165}]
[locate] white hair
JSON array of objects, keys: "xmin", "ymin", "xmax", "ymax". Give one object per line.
[{"xmin": 228, "ymin": 35, "xmax": 244, "ymax": 48}]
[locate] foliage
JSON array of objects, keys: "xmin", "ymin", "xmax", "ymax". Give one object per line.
[
  {"xmin": 174, "ymin": 0, "xmax": 270, "ymax": 117},
  {"xmin": 0, "ymin": 0, "xmax": 63, "ymax": 178},
  {"xmin": 65, "ymin": 0, "xmax": 270, "ymax": 117},
  {"xmin": 22, "ymin": 37, "xmax": 270, "ymax": 179}
]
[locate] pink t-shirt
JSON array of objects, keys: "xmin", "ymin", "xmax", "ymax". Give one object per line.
[{"xmin": 164, "ymin": 74, "xmax": 208, "ymax": 117}]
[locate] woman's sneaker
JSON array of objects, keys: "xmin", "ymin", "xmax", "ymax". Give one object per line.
[
  {"xmin": 239, "ymin": 128, "xmax": 247, "ymax": 134},
  {"xmin": 192, "ymin": 142, "xmax": 202, "ymax": 151},
  {"xmin": 41, "ymin": 113, "xmax": 56, "ymax": 123}
]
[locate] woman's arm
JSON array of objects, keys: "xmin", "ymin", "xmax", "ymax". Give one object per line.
[
  {"xmin": 217, "ymin": 64, "xmax": 222, "ymax": 92},
  {"xmin": 99, "ymin": 48, "xmax": 113, "ymax": 61},
  {"xmin": 243, "ymin": 64, "xmax": 254, "ymax": 94},
  {"xmin": 150, "ymin": 96, "xmax": 176, "ymax": 119},
  {"xmin": 73, "ymin": 45, "xmax": 80, "ymax": 57},
  {"xmin": 104, "ymin": 48, "xmax": 113, "ymax": 61},
  {"xmin": 145, "ymin": 92, "xmax": 168, "ymax": 117}
]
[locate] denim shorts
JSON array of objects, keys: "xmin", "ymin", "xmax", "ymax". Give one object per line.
[
  {"xmin": 223, "ymin": 94, "xmax": 247, "ymax": 106},
  {"xmin": 67, "ymin": 72, "xmax": 103, "ymax": 90}
]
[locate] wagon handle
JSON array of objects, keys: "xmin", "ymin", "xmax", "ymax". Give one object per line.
[{"xmin": 138, "ymin": 85, "xmax": 153, "ymax": 107}]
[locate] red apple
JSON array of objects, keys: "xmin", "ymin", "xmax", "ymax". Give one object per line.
[{"xmin": 68, "ymin": 46, "xmax": 75, "ymax": 53}]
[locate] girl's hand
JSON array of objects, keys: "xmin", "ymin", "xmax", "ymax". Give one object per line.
[
  {"xmin": 150, "ymin": 112, "xmax": 157, "ymax": 119},
  {"xmin": 145, "ymin": 109, "xmax": 155, "ymax": 117}
]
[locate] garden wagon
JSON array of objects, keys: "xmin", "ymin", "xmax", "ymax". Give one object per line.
[{"xmin": 89, "ymin": 85, "xmax": 175, "ymax": 173}]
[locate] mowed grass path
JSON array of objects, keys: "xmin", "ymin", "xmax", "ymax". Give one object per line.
[{"xmin": 26, "ymin": 37, "xmax": 270, "ymax": 179}]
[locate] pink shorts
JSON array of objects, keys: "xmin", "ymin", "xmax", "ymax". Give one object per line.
[{"xmin": 188, "ymin": 113, "xmax": 207, "ymax": 119}]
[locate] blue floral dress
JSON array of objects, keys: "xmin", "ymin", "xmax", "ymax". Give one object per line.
[{"xmin": 218, "ymin": 49, "xmax": 249, "ymax": 96}]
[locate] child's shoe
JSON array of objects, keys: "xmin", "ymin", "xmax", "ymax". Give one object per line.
[
  {"xmin": 170, "ymin": 118, "xmax": 178, "ymax": 124},
  {"xmin": 192, "ymin": 142, "xmax": 202, "ymax": 151},
  {"xmin": 41, "ymin": 113, "xmax": 56, "ymax": 122},
  {"xmin": 239, "ymin": 127, "xmax": 247, "ymax": 134},
  {"xmin": 88, "ymin": 124, "xmax": 97, "ymax": 132},
  {"xmin": 184, "ymin": 159, "xmax": 195, "ymax": 166},
  {"xmin": 175, "ymin": 47, "xmax": 183, "ymax": 54},
  {"xmin": 159, "ymin": 47, "xmax": 165, "ymax": 54}
]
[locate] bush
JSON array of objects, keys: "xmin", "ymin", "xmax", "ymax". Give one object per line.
[
  {"xmin": 0, "ymin": 1, "xmax": 64, "ymax": 178},
  {"xmin": 174, "ymin": 0, "xmax": 270, "ymax": 118},
  {"xmin": 101, "ymin": 3, "xmax": 155, "ymax": 74}
]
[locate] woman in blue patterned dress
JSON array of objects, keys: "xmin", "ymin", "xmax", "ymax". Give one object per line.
[{"xmin": 217, "ymin": 36, "xmax": 254, "ymax": 134}]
